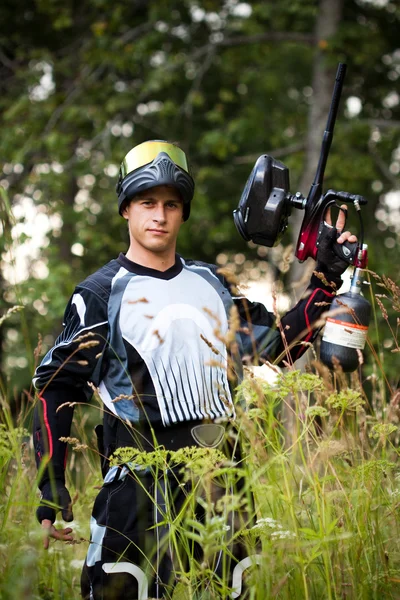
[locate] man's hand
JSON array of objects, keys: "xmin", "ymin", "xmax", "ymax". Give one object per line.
[
  {"xmin": 37, "ymin": 480, "xmax": 74, "ymax": 549},
  {"xmin": 329, "ymin": 205, "xmax": 357, "ymax": 246},
  {"xmin": 316, "ymin": 205, "xmax": 358, "ymax": 279},
  {"xmin": 41, "ymin": 519, "xmax": 74, "ymax": 550}
]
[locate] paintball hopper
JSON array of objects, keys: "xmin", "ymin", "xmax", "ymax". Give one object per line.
[{"xmin": 233, "ymin": 155, "xmax": 303, "ymax": 247}]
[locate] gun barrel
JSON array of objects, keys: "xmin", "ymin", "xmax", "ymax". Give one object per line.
[
  {"xmin": 311, "ymin": 63, "xmax": 347, "ymax": 191},
  {"xmin": 325, "ymin": 63, "xmax": 347, "ymax": 134}
]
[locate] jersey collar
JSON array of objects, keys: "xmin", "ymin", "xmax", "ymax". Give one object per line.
[{"xmin": 117, "ymin": 253, "xmax": 183, "ymax": 280}]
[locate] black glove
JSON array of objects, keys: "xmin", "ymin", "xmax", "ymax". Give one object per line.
[
  {"xmin": 36, "ymin": 480, "xmax": 74, "ymax": 524},
  {"xmin": 315, "ymin": 223, "xmax": 350, "ymax": 279}
]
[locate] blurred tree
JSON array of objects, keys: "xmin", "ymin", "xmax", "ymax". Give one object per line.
[{"xmin": 0, "ymin": 0, "xmax": 399, "ymax": 392}]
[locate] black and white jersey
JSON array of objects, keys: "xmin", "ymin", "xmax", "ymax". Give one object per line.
[
  {"xmin": 34, "ymin": 253, "xmax": 280, "ymax": 426},
  {"xmin": 33, "ymin": 253, "xmax": 336, "ymax": 484}
]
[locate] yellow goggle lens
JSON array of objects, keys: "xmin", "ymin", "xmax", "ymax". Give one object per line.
[{"xmin": 120, "ymin": 141, "xmax": 189, "ymax": 179}]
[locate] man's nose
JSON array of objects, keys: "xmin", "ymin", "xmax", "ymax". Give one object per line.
[{"xmin": 153, "ymin": 204, "xmax": 166, "ymax": 223}]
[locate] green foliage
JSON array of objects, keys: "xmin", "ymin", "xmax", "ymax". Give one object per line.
[
  {"xmin": 0, "ymin": 0, "xmax": 399, "ymax": 391},
  {"xmin": 2, "ymin": 360, "xmax": 400, "ymax": 598},
  {"xmin": 0, "ymin": 3, "xmax": 399, "ymax": 593}
]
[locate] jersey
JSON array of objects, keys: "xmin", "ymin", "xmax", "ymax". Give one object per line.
[{"xmin": 33, "ymin": 253, "xmax": 336, "ymax": 485}]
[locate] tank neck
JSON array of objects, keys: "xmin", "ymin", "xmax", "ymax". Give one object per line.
[{"xmin": 350, "ymin": 267, "xmax": 364, "ymax": 294}]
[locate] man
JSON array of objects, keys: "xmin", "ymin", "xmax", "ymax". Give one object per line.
[{"xmin": 33, "ymin": 140, "xmax": 356, "ymax": 599}]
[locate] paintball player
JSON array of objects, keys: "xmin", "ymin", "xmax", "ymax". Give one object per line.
[{"xmin": 33, "ymin": 140, "xmax": 357, "ymax": 599}]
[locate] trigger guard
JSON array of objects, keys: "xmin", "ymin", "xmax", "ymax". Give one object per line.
[{"xmin": 333, "ymin": 237, "xmax": 358, "ymax": 264}]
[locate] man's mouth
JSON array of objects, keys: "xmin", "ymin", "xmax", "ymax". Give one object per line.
[{"xmin": 147, "ymin": 229, "xmax": 168, "ymax": 234}]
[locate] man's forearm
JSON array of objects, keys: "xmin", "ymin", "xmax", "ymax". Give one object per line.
[
  {"xmin": 33, "ymin": 386, "xmax": 79, "ymax": 487},
  {"xmin": 277, "ymin": 277, "xmax": 337, "ymax": 363}
]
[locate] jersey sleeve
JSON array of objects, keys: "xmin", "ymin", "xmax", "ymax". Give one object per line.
[
  {"xmin": 33, "ymin": 285, "xmax": 109, "ymax": 392},
  {"xmin": 33, "ymin": 285, "xmax": 109, "ymax": 489}
]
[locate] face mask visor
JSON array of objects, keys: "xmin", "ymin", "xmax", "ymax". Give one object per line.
[{"xmin": 120, "ymin": 141, "xmax": 190, "ymax": 180}]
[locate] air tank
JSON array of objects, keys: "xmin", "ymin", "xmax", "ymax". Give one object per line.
[{"xmin": 320, "ymin": 266, "xmax": 371, "ymax": 372}]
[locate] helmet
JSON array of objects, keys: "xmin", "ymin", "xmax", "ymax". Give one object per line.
[{"xmin": 116, "ymin": 140, "xmax": 195, "ymax": 221}]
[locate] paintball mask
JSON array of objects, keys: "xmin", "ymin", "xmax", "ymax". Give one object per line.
[{"xmin": 116, "ymin": 140, "xmax": 195, "ymax": 220}]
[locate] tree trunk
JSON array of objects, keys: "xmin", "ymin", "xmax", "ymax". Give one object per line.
[
  {"xmin": 0, "ymin": 270, "xmax": 4, "ymax": 381},
  {"xmin": 283, "ymin": 0, "xmax": 344, "ymax": 440},
  {"xmin": 290, "ymin": 0, "xmax": 344, "ymax": 287}
]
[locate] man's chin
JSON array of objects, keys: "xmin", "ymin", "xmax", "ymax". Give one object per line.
[{"xmin": 145, "ymin": 241, "xmax": 172, "ymax": 254}]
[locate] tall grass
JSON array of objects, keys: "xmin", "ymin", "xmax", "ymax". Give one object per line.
[{"xmin": 0, "ymin": 274, "xmax": 399, "ymax": 599}]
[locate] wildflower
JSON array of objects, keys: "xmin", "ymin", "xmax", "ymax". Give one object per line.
[
  {"xmin": 59, "ymin": 436, "xmax": 80, "ymax": 445},
  {"xmin": 217, "ymin": 267, "xmax": 240, "ymax": 291},
  {"xmin": 200, "ymin": 334, "xmax": 220, "ymax": 355},
  {"xmin": 306, "ymin": 406, "xmax": 330, "ymax": 419},
  {"xmin": 325, "ymin": 389, "xmax": 365, "ymax": 412},
  {"xmin": 355, "ymin": 459, "xmax": 396, "ymax": 481},
  {"xmin": 0, "ymin": 305, "xmax": 24, "ymax": 326},
  {"xmin": 250, "ymin": 517, "xmax": 296, "ymax": 541},
  {"xmin": 128, "ymin": 297, "xmax": 149, "ymax": 304},
  {"xmin": 205, "ymin": 360, "xmax": 226, "ymax": 369},
  {"xmin": 56, "ymin": 402, "xmax": 77, "ymax": 412},
  {"xmin": 375, "ymin": 296, "xmax": 388, "ymax": 320},
  {"xmin": 313, "ymin": 270, "xmax": 338, "ymax": 290},
  {"xmin": 226, "ymin": 305, "xmax": 240, "ymax": 344},
  {"xmin": 315, "ymin": 440, "xmax": 349, "ymax": 460},
  {"xmin": 271, "ymin": 530, "xmax": 296, "ymax": 540},
  {"xmin": 110, "ymin": 447, "xmax": 143, "ymax": 467},
  {"xmin": 34, "ymin": 333, "xmax": 43, "ymax": 360},
  {"xmin": 215, "ymin": 494, "xmax": 247, "ymax": 514},
  {"xmin": 252, "ymin": 517, "xmax": 283, "ymax": 531},
  {"xmin": 277, "ymin": 370, "xmax": 324, "ymax": 395},
  {"xmin": 369, "ymin": 423, "xmax": 398, "ymax": 440},
  {"xmin": 77, "ymin": 340, "xmax": 100, "ymax": 350},
  {"xmin": 111, "ymin": 393, "xmax": 135, "ymax": 403},
  {"xmin": 152, "ymin": 329, "xmax": 164, "ymax": 344},
  {"xmin": 74, "ymin": 331, "xmax": 96, "ymax": 342},
  {"xmin": 59, "ymin": 436, "xmax": 88, "ymax": 451},
  {"xmin": 173, "ymin": 446, "xmax": 226, "ymax": 477},
  {"xmin": 203, "ymin": 306, "xmax": 222, "ymax": 328}
]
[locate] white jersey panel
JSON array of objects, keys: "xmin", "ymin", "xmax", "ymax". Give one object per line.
[{"xmin": 119, "ymin": 268, "xmax": 234, "ymax": 426}]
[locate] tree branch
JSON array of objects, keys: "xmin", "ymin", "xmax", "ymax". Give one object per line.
[
  {"xmin": 368, "ymin": 140, "xmax": 400, "ymax": 190},
  {"xmin": 365, "ymin": 118, "xmax": 400, "ymax": 129},
  {"xmin": 118, "ymin": 21, "xmax": 156, "ymax": 45},
  {"xmin": 0, "ymin": 46, "xmax": 16, "ymax": 70},
  {"xmin": 42, "ymin": 64, "xmax": 105, "ymax": 135},
  {"xmin": 233, "ymin": 142, "xmax": 305, "ymax": 164},
  {"xmin": 192, "ymin": 31, "xmax": 316, "ymax": 59}
]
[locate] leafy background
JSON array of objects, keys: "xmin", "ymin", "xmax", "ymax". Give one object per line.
[
  {"xmin": 0, "ymin": 2, "xmax": 400, "ymax": 599},
  {"xmin": 0, "ymin": 0, "xmax": 399, "ymax": 397}
]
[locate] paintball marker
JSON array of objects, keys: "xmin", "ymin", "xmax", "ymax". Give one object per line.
[{"xmin": 233, "ymin": 63, "xmax": 371, "ymax": 370}]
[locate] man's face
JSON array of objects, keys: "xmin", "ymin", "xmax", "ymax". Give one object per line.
[{"xmin": 122, "ymin": 185, "xmax": 184, "ymax": 256}]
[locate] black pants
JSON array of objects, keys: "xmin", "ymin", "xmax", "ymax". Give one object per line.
[{"xmin": 81, "ymin": 423, "xmax": 259, "ymax": 599}]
